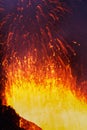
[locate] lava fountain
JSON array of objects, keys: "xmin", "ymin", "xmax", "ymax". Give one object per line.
[
  {"xmin": 3, "ymin": 51, "xmax": 87, "ymax": 130},
  {"xmin": 1, "ymin": 0, "xmax": 87, "ymax": 130}
]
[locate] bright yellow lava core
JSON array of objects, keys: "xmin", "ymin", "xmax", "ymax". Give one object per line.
[{"xmin": 4, "ymin": 54, "xmax": 87, "ymax": 130}]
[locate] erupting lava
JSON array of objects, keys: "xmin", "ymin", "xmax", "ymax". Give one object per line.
[
  {"xmin": 1, "ymin": 0, "xmax": 87, "ymax": 130},
  {"xmin": 3, "ymin": 52, "xmax": 87, "ymax": 130}
]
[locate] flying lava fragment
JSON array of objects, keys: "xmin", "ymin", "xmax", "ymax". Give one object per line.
[{"xmin": 0, "ymin": 0, "xmax": 87, "ymax": 130}]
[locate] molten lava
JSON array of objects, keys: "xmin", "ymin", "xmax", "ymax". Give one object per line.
[
  {"xmin": 3, "ymin": 53, "xmax": 87, "ymax": 130},
  {"xmin": 1, "ymin": 1, "xmax": 87, "ymax": 130}
]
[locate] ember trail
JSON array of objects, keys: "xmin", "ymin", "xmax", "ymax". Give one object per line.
[{"xmin": 1, "ymin": 0, "xmax": 87, "ymax": 130}]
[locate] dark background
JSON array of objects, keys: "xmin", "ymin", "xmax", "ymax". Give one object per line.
[{"xmin": 62, "ymin": 0, "xmax": 87, "ymax": 81}]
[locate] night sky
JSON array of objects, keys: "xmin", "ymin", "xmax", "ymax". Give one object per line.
[{"xmin": 62, "ymin": 0, "xmax": 87, "ymax": 81}]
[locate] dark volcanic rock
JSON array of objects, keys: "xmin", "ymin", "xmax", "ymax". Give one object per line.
[{"xmin": 0, "ymin": 103, "xmax": 42, "ymax": 130}]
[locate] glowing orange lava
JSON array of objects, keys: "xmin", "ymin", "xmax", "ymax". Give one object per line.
[
  {"xmin": 3, "ymin": 52, "xmax": 87, "ymax": 130},
  {"xmin": 1, "ymin": 0, "xmax": 87, "ymax": 129}
]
